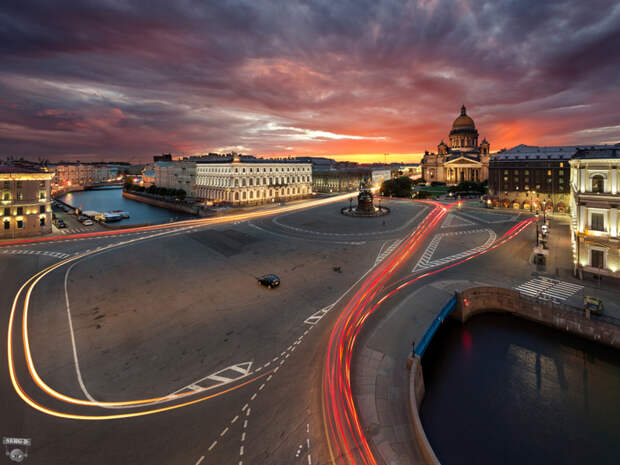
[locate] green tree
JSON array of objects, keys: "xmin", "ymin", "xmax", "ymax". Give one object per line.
[{"xmin": 380, "ymin": 176, "xmax": 415, "ymax": 198}]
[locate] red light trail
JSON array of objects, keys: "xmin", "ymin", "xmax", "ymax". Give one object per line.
[{"xmin": 322, "ymin": 205, "xmax": 536, "ymax": 464}]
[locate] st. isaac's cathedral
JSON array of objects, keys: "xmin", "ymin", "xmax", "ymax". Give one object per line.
[{"xmin": 421, "ymin": 106, "xmax": 491, "ymax": 185}]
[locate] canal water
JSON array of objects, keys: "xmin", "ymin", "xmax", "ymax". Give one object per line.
[
  {"xmin": 58, "ymin": 186, "xmax": 195, "ymax": 225},
  {"xmin": 420, "ymin": 313, "xmax": 620, "ymax": 465}
]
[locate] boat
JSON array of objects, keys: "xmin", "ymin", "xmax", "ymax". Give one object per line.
[
  {"xmin": 110, "ymin": 210, "xmax": 130, "ymax": 218},
  {"xmin": 97, "ymin": 212, "xmax": 123, "ymax": 222}
]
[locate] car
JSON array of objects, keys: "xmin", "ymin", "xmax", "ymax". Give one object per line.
[
  {"xmin": 57, "ymin": 221, "xmax": 67, "ymax": 229},
  {"xmin": 82, "ymin": 219, "xmax": 94, "ymax": 226},
  {"xmin": 258, "ymin": 274, "xmax": 280, "ymax": 288}
]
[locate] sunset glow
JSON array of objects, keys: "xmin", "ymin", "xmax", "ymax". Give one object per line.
[{"xmin": 1, "ymin": 1, "xmax": 619, "ymax": 162}]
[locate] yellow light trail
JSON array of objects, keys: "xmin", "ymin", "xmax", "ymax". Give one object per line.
[{"xmin": 7, "ymin": 193, "xmax": 356, "ymax": 419}]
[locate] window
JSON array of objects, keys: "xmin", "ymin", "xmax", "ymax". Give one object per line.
[
  {"xmin": 3, "ymin": 192, "xmax": 9, "ymax": 201},
  {"xmin": 591, "ymin": 213, "xmax": 605, "ymax": 231},
  {"xmin": 17, "ymin": 192, "xmax": 23, "ymax": 200},
  {"xmin": 40, "ymin": 217, "xmax": 45, "ymax": 226},
  {"xmin": 17, "ymin": 220, "xmax": 23, "ymax": 229},
  {"xmin": 591, "ymin": 249, "xmax": 604, "ymax": 268},
  {"xmin": 40, "ymin": 192, "xmax": 46, "ymax": 200},
  {"xmin": 504, "ymin": 170, "xmax": 508, "ymax": 175},
  {"xmin": 16, "ymin": 207, "xmax": 23, "ymax": 215},
  {"xmin": 3, "ymin": 181, "xmax": 8, "ymax": 189},
  {"xmin": 3, "ymin": 207, "xmax": 9, "ymax": 216},
  {"xmin": 592, "ymin": 175, "xmax": 604, "ymax": 193},
  {"xmin": 16, "ymin": 181, "xmax": 22, "ymax": 188},
  {"xmin": 3, "ymin": 220, "xmax": 9, "ymax": 230},
  {"xmin": 524, "ymin": 170, "xmax": 529, "ymax": 175},
  {"xmin": 547, "ymin": 170, "xmax": 552, "ymax": 176},
  {"xmin": 40, "ymin": 181, "xmax": 45, "ymax": 188},
  {"xmin": 39, "ymin": 205, "xmax": 45, "ymax": 213}
]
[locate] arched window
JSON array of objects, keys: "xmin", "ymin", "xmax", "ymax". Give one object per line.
[
  {"xmin": 250, "ymin": 191, "xmax": 254, "ymax": 199},
  {"xmin": 242, "ymin": 179, "xmax": 246, "ymax": 187},
  {"xmin": 592, "ymin": 175, "xmax": 605, "ymax": 193},
  {"xmin": 249, "ymin": 178, "xmax": 253, "ymax": 186},
  {"xmin": 242, "ymin": 192, "xmax": 246, "ymax": 200},
  {"xmin": 235, "ymin": 192, "xmax": 239, "ymax": 200},
  {"xmin": 269, "ymin": 189, "xmax": 273, "ymax": 197}
]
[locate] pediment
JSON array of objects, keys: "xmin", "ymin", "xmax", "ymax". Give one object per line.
[{"xmin": 445, "ymin": 156, "xmax": 482, "ymax": 166}]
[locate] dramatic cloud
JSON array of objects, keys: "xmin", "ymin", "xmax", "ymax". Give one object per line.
[{"xmin": 0, "ymin": 0, "xmax": 619, "ymax": 162}]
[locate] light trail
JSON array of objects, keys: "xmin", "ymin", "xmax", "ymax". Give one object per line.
[
  {"xmin": 322, "ymin": 206, "xmax": 536, "ymax": 464},
  {"xmin": 0, "ymin": 193, "xmax": 356, "ymax": 247},
  {"xmin": 6, "ymin": 193, "xmax": 356, "ymax": 420}
]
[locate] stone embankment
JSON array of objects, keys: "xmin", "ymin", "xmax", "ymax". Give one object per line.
[{"xmin": 407, "ymin": 286, "xmax": 620, "ymax": 465}]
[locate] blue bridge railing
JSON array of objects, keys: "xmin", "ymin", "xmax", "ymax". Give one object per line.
[{"xmin": 414, "ymin": 293, "xmax": 457, "ymax": 357}]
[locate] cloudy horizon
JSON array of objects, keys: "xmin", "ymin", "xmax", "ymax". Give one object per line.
[{"xmin": 1, "ymin": 0, "xmax": 619, "ymax": 163}]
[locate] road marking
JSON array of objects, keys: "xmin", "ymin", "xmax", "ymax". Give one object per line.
[
  {"xmin": 220, "ymin": 427, "xmax": 229, "ymax": 437},
  {"xmin": 457, "ymin": 209, "xmax": 520, "ymax": 224},
  {"xmin": 441, "ymin": 212, "xmax": 475, "ymax": 229},
  {"xmin": 231, "ymin": 415, "xmax": 239, "ymax": 424},
  {"xmin": 241, "ymin": 432, "xmax": 246, "ymax": 441},
  {"xmin": 374, "ymin": 238, "xmax": 403, "ymax": 266},
  {"xmin": 208, "ymin": 441, "xmax": 217, "ymax": 451},
  {"xmin": 413, "ymin": 228, "xmax": 496, "ymax": 272},
  {"xmin": 250, "ymin": 393, "xmax": 257, "ymax": 400},
  {"xmin": 195, "ymin": 456, "xmax": 205, "ymax": 465},
  {"xmin": 240, "ymin": 445, "xmax": 244, "ymax": 456},
  {"xmin": 515, "ymin": 277, "xmax": 583, "ymax": 301},
  {"xmin": 246, "ymin": 407, "xmax": 251, "ymax": 416},
  {"xmin": 170, "ymin": 362, "xmax": 254, "ymax": 396},
  {"xmin": 0, "ymin": 248, "xmax": 71, "ymax": 259},
  {"xmin": 242, "ymin": 403, "xmax": 248, "ymax": 411}
]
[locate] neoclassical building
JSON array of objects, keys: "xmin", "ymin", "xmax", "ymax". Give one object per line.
[
  {"xmin": 570, "ymin": 147, "xmax": 620, "ymax": 279},
  {"xmin": 421, "ymin": 106, "xmax": 491, "ymax": 184},
  {"xmin": 194, "ymin": 154, "xmax": 312, "ymax": 205}
]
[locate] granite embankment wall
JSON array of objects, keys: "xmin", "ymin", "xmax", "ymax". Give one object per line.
[
  {"xmin": 122, "ymin": 191, "xmax": 199, "ymax": 215},
  {"xmin": 407, "ymin": 286, "xmax": 620, "ymax": 465}
]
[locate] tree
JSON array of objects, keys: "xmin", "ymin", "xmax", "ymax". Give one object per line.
[{"xmin": 380, "ymin": 176, "xmax": 415, "ymax": 198}]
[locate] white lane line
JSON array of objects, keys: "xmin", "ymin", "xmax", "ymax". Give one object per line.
[
  {"xmin": 208, "ymin": 441, "xmax": 217, "ymax": 451},
  {"xmin": 220, "ymin": 427, "xmax": 229, "ymax": 437},
  {"xmin": 242, "ymin": 403, "xmax": 248, "ymax": 411},
  {"xmin": 195, "ymin": 456, "xmax": 205, "ymax": 465},
  {"xmin": 246, "ymin": 408, "xmax": 251, "ymax": 417},
  {"xmin": 243, "ymin": 420, "xmax": 248, "ymax": 428},
  {"xmin": 240, "ymin": 445, "xmax": 244, "ymax": 456},
  {"xmin": 259, "ymin": 383, "xmax": 265, "ymax": 391},
  {"xmin": 241, "ymin": 432, "xmax": 246, "ymax": 442},
  {"xmin": 231, "ymin": 415, "xmax": 239, "ymax": 424},
  {"xmin": 250, "ymin": 393, "xmax": 257, "ymax": 400}
]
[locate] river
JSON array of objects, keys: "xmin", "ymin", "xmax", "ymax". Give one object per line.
[
  {"xmin": 57, "ymin": 186, "xmax": 196, "ymax": 225},
  {"xmin": 420, "ymin": 313, "xmax": 620, "ymax": 465}
]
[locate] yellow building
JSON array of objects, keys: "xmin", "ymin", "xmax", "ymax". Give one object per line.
[
  {"xmin": 1, "ymin": 166, "xmax": 54, "ymax": 239},
  {"xmin": 569, "ymin": 147, "xmax": 620, "ymax": 279}
]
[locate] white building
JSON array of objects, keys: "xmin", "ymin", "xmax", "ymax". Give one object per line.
[
  {"xmin": 569, "ymin": 147, "xmax": 620, "ymax": 279},
  {"xmin": 53, "ymin": 164, "xmax": 112, "ymax": 187},
  {"xmin": 194, "ymin": 154, "xmax": 312, "ymax": 205}
]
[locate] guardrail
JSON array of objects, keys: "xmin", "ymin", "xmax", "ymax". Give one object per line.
[{"xmin": 414, "ymin": 293, "xmax": 457, "ymax": 357}]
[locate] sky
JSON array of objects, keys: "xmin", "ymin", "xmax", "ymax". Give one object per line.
[{"xmin": 1, "ymin": 0, "xmax": 619, "ymax": 164}]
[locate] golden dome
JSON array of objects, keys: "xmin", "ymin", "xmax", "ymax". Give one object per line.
[{"xmin": 451, "ymin": 105, "xmax": 476, "ymax": 130}]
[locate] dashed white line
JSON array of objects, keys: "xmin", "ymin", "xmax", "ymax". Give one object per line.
[
  {"xmin": 195, "ymin": 456, "xmax": 205, "ymax": 465},
  {"xmin": 220, "ymin": 427, "xmax": 229, "ymax": 437},
  {"xmin": 250, "ymin": 393, "xmax": 257, "ymax": 401},
  {"xmin": 231, "ymin": 415, "xmax": 239, "ymax": 424},
  {"xmin": 208, "ymin": 441, "xmax": 217, "ymax": 451}
]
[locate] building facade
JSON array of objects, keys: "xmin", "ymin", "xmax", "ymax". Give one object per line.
[
  {"xmin": 312, "ymin": 168, "xmax": 389, "ymax": 193},
  {"xmin": 153, "ymin": 161, "xmax": 196, "ymax": 194},
  {"xmin": 421, "ymin": 106, "xmax": 491, "ymax": 185},
  {"xmin": 488, "ymin": 145, "xmax": 613, "ymax": 213},
  {"xmin": 1, "ymin": 166, "xmax": 54, "ymax": 239},
  {"xmin": 53, "ymin": 164, "xmax": 112, "ymax": 188},
  {"xmin": 193, "ymin": 154, "xmax": 312, "ymax": 205},
  {"xmin": 569, "ymin": 148, "xmax": 620, "ymax": 279}
]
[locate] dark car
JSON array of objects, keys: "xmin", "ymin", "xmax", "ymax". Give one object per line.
[
  {"xmin": 258, "ymin": 274, "xmax": 280, "ymax": 288},
  {"xmin": 57, "ymin": 220, "xmax": 67, "ymax": 229}
]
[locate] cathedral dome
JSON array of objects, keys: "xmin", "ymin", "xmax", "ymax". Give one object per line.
[{"xmin": 451, "ymin": 105, "xmax": 476, "ymax": 131}]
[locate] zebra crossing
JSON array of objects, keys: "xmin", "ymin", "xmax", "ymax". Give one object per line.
[
  {"xmin": 515, "ymin": 277, "xmax": 583, "ymax": 301},
  {"xmin": 57, "ymin": 227, "xmax": 97, "ymax": 235},
  {"xmin": 0, "ymin": 248, "xmax": 70, "ymax": 259},
  {"xmin": 374, "ymin": 239, "xmax": 403, "ymax": 266}
]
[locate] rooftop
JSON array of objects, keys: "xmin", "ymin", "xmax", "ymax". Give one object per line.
[{"xmin": 493, "ymin": 144, "xmax": 615, "ymax": 161}]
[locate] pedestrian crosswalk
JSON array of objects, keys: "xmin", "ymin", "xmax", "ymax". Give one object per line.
[
  {"xmin": 0, "ymin": 248, "xmax": 70, "ymax": 259},
  {"xmin": 515, "ymin": 277, "xmax": 583, "ymax": 301},
  {"xmin": 57, "ymin": 227, "xmax": 96, "ymax": 235}
]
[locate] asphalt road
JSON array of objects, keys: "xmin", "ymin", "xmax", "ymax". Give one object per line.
[
  {"xmin": 2, "ymin": 197, "xmax": 433, "ymax": 465},
  {"xmin": 4, "ymin": 198, "xmax": 597, "ymax": 465}
]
